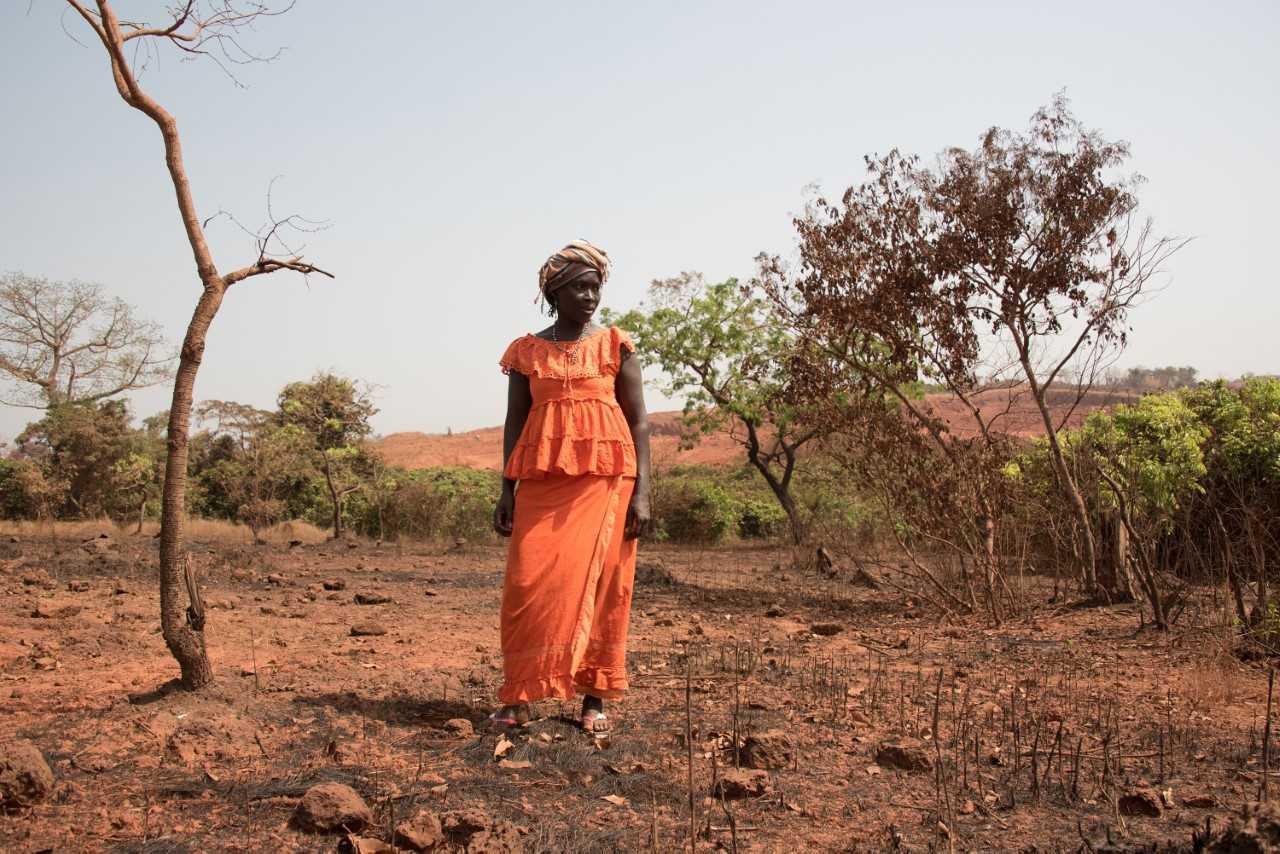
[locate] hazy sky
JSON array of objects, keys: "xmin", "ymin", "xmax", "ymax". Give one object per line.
[{"xmin": 1, "ymin": 1, "xmax": 1276, "ymax": 441}]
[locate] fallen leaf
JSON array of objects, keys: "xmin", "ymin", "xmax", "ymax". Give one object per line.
[
  {"xmin": 865, "ymin": 765, "xmax": 882, "ymax": 775},
  {"xmin": 494, "ymin": 737, "xmax": 514, "ymax": 759},
  {"xmin": 601, "ymin": 794, "xmax": 629, "ymax": 807}
]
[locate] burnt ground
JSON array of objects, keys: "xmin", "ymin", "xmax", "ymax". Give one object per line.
[{"xmin": 0, "ymin": 531, "xmax": 1268, "ymax": 852}]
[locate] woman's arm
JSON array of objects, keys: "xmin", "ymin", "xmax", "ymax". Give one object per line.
[
  {"xmin": 615, "ymin": 352, "xmax": 653, "ymax": 539},
  {"xmin": 494, "ymin": 371, "xmax": 533, "ymax": 536}
]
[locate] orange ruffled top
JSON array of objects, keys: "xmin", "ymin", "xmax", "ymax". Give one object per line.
[{"xmin": 499, "ymin": 326, "xmax": 638, "ymax": 481}]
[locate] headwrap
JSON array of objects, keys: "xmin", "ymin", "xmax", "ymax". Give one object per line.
[{"xmin": 537, "ymin": 239, "xmax": 611, "ymax": 302}]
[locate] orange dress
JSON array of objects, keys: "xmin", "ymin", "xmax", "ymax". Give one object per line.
[{"xmin": 497, "ymin": 326, "xmax": 639, "ymax": 704}]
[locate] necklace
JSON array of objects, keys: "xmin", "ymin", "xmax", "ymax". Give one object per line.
[{"xmin": 550, "ymin": 323, "xmax": 591, "ymax": 365}]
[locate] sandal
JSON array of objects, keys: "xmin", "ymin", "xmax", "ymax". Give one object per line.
[
  {"xmin": 487, "ymin": 704, "xmax": 530, "ymax": 731},
  {"xmin": 580, "ymin": 710, "xmax": 611, "ymax": 737}
]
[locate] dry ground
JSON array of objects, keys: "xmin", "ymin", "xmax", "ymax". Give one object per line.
[{"xmin": 0, "ymin": 525, "xmax": 1269, "ymax": 852}]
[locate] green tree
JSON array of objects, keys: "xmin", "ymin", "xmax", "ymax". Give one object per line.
[
  {"xmin": 196, "ymin": 400, "xmax": 313, "ymax": 542},
  {"xmin": 608, "ymin": 274, "xmax": 822, "ymax": 544},
  {"xmin": 1079, "ymin": 395, "xmax": 1209, "ymax": 628},
  {"xmin": 278, "ymin": 374, "xmax": 377, "ymax": 540},
  {"xmin": 14, "ymin": 400, "xmax": 139, "ymax": 518}
]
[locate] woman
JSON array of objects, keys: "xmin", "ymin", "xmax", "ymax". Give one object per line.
[{"xmin": 491, "ymin": 239, "xmax": 652, "ymax": 737}]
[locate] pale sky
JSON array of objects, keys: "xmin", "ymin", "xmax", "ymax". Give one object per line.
[{"xmin": 1, "ymin": 1, "xmax": 1276, "ymax": 442}]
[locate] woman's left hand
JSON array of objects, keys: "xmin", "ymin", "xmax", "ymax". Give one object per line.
[{"xmin": 624, "ymin": 492, "xmax": 653, "ymax": 540}]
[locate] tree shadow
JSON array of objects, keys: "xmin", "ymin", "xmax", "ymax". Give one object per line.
[{"xmin": 291, "ymin": 690, "xmax": 481, "ymax": 728}]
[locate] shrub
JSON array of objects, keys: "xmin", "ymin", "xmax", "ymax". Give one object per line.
[
  {"xmin": 652, "ymin": 469, "xmax": 738, "ymax": 544},
  {"xmin": 736, "ymin": 498, "xmax": 788, "ymax": 540}
]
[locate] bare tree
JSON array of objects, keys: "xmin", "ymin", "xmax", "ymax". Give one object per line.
[
  {"xmin": 0, "ymin": 273, "xmax": 173, "ymax": 408},
  {"xmin": 62, "ymin": 0, "xmax": 332, "ymax": 689}
]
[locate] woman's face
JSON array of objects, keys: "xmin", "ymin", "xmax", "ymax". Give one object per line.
[{"xmin": 552, "ymin": 273, "xmax": 601, "ymax": 325}]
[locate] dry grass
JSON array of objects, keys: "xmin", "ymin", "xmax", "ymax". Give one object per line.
[
  {"xmin": 1182, "ymin": 655, "xmax": 1253, "ymax": 710},
  {"xmin": 0, "ymin": 516, "xmax": 331, "ymax": 546}
]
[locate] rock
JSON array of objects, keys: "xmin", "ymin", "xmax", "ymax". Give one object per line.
[
  {"xmin": 810, "ymin": 622, "xmax": 842, "ymax": 636},
  {"xmin": 350, "ymin": 623, "xmax": 387, "ymax": 637},
  {"xmin": 21, "ymin": 571, "xmax": 56, "ymax": 590},
  {"xmin": 740, "ymin": 730, "xmax": 793, "ymax": 770},
  {"xmin": 354, "ymin": 592, "xmax": 392, "ymax": 605},
  {"xmin": 292, "ymin": 782, "xmax": 372, "ymax": 833},
  {"xmin": 443, "ymin": 718, "xmax": 475, "ymax": 738},
  {"xmin": 1118, "ymin": 787, "xmax": 1162, "ymax": 817},
  {"xmin": 67, "ymin": 580, "xmax": 91, "ymax": 593},
  {"xmin": 765, "ymin": 605, "xmax": 785, "ymax": 618},
  {"xmin": 341, "ymin": 836, "xmax": 395, "ymax": 854},
  {"xmin": 288, "ymin": 539, "xmax": 304, "ymax": 549},
  {"xmin": 31, "ymin": 602, "xmax": 82, "ymax": 619},
  {"xmin": 395, "ymin": 812, "xmax": 445, "ymax": 851},
  {"xmin": 1206, "ymin": 801, "xmax": 1280, "ymax": 852},
  {"xmin": 80, "ymin": 536, "xmax": 115, "ymax": 555},
  {"xmin": 875, "ymin": 740, "xmax": 932, "ymax": 773},
  {"xmin": 713, "ymin": 768, "xmax": 772, "ymax": 799},
  {"xmin": 265, "ymin": 573, "xmax": 286, "ymax": 585},
  {"xmin": 655, "ymin": 618, "xmax": 674, "ymax": 627},
  {"xmin": 440, "ymin": 809, "xmax": 523, "ymax": 853},
  {"xmin": 0, "ymin": 739, "xmax": 55, "ymax": 807},
  {"xmin": 323, "ymin": 579, "xmax": 347, "ymax": 591},
  {"xmin": 1184, "ymin": 794, "xmax": 1217, "ymax": 809}
]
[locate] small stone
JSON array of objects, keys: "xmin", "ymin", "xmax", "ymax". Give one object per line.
[
  {"xmin": 713, "ymin": 768, "xmax": 771, "ymax": 799},
  {"xmin": 765, "ymin": 605, "xmax": 785, "ymax": 618},
  {"xmin": 323, "ymin": 579, "xmax": 347, "ymax": 591},
  {"xmin": 740, "ymin": 730, "xmax": 793, "ymax": 770},
  {"xmin": 350, "ymin": 623, "xmax": 387, "ymax": 637},
  {"xmin": 354, "ymin": 592, "xmax": 392, "ymax": 606},
  {"xmin": 67, "ymin": 580, "xmax": 91, "ymax": 592},
  {"xmin": 443, "ymin": 718, "xmax": 474, "ymax": 738},
  {"xmin": 265, "ymin": 573, "xmax": 286, "ymax": 585},
  {"xmin": 395, "ymin": 812, "xmax": 445, "ymax": 851},
  {"xmin": 810, "ymin": 622, "xmax": 842, "ymax": 636},
  {"xmin": 875, "ymin": 740, "xmax": 932, "ymax": 773},
  {"xmin": 292, "ymin": 782, "xmax": 372, "ymax": 833},
  {"xmin": 655, "ymin": 617, "xmax": 674, "ymax": 627},
  {"xmin": 0, "ymin": 739, "xmax": 55, "ymax": 807},
  {"xmin": 1118, "ymin": 787, "xmax": 1162, "ymax": 817}
]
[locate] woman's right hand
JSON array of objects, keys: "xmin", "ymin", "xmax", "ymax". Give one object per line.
[{"xmin": 493, "ymin": 490, "xmax": 515, "ymax": 537}]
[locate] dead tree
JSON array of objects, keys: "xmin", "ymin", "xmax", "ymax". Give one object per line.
[
  {"xmin": 0, "ymin": 273, "xmax": 173, "ymax": 408},
  {"xmin": 63, "ymin": 0, "xmax": 332, "ymax": 689}
]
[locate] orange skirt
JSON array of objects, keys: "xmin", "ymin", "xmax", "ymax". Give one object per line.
[{"xmin": 499, "ymin": 473, "xmax": 637, "ymax": 704}]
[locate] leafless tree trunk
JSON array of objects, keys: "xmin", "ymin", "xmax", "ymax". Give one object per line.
[{"xmin": 65, "ymin": 0, "xmax": 331, "ymax": 689}]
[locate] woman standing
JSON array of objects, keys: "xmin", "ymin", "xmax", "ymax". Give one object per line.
[{"xmin": 491, "ymin": 240, "xmax": 652, "ymax": 737}]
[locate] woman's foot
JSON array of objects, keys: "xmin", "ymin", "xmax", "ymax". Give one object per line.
[
  {"xmin": 580, "ymin": 694, "xmax": 610, "ymax": 736},
  {"xmin": 488, "ymin": 703, "xmax": 530, "ymax": 731}
]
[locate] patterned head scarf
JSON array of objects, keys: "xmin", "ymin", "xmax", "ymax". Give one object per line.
[{"xmin": 537, "ymin": 239, "xmax": 611, "ymax": 303}]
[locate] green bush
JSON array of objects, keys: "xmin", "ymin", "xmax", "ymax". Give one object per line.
[
  {"xmin": 356, "ymin": 466, "xmax": 502, "ymax": 542},
  {"xmin": 736, "ymin": 498, "xmax": 788, "ymax": 539},
  {"xmin": 654, "ymin": 474, "xmax": 737, "ymax": 543}
]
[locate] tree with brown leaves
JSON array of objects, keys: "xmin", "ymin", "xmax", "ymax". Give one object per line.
[
  {"xmin": 62, "ymin": 0, "xmax": 332, "ymax": 689},
  {"xmin": 765, "ymin": 95, "xmax": 1184, "ymax": 606}
]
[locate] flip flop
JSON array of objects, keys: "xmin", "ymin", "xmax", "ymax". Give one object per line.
[
  {"xmin": 580, "ymin": 710, "xmax": 611, "ymax": 737},
  {"xmin": 487, "ymin": 704, "xmax": 530, "ymax": 732}
]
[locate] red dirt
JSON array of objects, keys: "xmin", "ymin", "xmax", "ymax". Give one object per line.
[
  {"xmin": 0, "ymin": 532, "xmax": 1262, "ymax": 851},
  {"xmin": 378, "ymin": 388, "xmax": 1139, "ymax": 472}
]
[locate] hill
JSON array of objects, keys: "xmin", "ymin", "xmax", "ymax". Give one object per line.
[{"xmin": 376, "ymin": 386, "xmax": 1140, "ymax": 471}]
